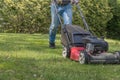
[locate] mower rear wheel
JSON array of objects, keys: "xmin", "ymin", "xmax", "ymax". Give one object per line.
[
  {"xmin": 115, "ymin": 51, "xmax": 120, "ymax": 60},
  {"xmin": 79, "ymin": 51, "xmax": 89, "ymax": 64},
  {"xmin": 62, "ymin": 46, "xmax": 70, "ymax": 58}
]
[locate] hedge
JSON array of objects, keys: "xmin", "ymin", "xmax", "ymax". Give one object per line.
[{"xmin": 0, "ymin": 0, "xmax": 112, "ymax": 37}]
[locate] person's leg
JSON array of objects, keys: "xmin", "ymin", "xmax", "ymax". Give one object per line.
[
  {"xmin": 49, "ymin": 4, "xmax": 59, "ymax": 48},
  {"xmin": 62, "ymin": 4, "xmax": 72, "ymax": 25}
]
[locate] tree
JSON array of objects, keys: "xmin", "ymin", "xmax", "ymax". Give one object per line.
[{"xmin": 107, "ymin": 0, "xmax": 120, "ymax": 39}]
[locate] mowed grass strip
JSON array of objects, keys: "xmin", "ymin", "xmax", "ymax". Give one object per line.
[{"xmin": 0, "ymin": 33, "xmax": 120, "ymax": 80}]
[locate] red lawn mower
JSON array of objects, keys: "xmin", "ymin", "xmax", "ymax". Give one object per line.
[
  {"xmin": 53, "ymin": 1, "xmax": 120, "ymax": 64},
  {"xmin": 61, "ymin": 24, "xmax": 120, "ymax": 64}
]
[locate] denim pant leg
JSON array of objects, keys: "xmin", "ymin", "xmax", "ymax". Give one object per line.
[
  {"xmin": 62, "ymin": 4, "xmax": 72, "ymax": 25},
  {"xmin": 49, "ymin": 4, "xmax": 59, "ymax": 43},
  {"xmin": 49, "ymin": 4, "xmax": 72, "ymax": 43}
]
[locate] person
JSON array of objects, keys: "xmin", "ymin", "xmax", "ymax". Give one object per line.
[{"xmin": 49, "ymin": 0, "xmax": 79, "ymax": 48}]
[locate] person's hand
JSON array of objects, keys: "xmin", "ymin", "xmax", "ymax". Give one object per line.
[
  {"xmin": 71, "ymin": 0, "xmax": 79, "ymax": 4},
  {"xmin": 55, "ymin": 0, "xmax": 62, "ymax": 5}
]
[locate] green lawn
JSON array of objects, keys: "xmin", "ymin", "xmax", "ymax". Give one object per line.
[{"xmin": 0, "ymin": 33, "xmax": 120, "ymax": 80}]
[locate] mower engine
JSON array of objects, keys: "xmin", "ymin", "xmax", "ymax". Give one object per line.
[
  {"xmin": 83, "ymin": 36, "xmax": 108, "ymax": 55},
  {"xmin": 79, "ymin": 36, "xmax": 120, "ymax": 64}
]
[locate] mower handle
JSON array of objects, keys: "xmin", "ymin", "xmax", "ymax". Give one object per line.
[{"xmin": 76, "ymin": 4, "xmax": 93, "ymax": 36}]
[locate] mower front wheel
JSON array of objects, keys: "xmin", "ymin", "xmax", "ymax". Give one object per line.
[
  {"xmin": 62, "ymin": 46, "xmax": 70, "ymax": 58},
  {"xmin": 79, "ymin": 51, "xmax": 89, "ymax": 64}
]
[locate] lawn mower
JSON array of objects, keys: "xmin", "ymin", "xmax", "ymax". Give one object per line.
[
  {"xmin": 53, "ymin": 1, "xmax": 120, "ymax": 64},
  {"xmin": 61, "ymin": 24, "xmax": 120, "ymax": 64}
]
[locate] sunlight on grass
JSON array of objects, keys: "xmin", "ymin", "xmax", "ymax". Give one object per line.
[
  {"xmin": 106, "ymin": 39, "xmax": 120, "ymax": 52},
  {"xmin": 0, "ymin": 33, "xmax": 120, "ymax": 80}
]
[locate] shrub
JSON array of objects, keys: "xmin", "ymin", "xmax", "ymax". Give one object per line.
[
  {"xmin": 0, "ymin": 0, "xmax": 112, "ymax": 37},
  {"xmin": 107, "ymin": 0, "xmax": 120, "ymax": 39}
]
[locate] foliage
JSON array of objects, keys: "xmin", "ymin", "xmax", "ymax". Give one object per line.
[
  {"xmin": 73, "ymin": 0, "xmax": 112, "ymax": 37},
  {"xmin": 0, "ymin": 0, "xmax": 51, "ymax": 33},
  {"xmin": 107, "ymin": 0, "xmax": 120, "ymax": 39},
  {"xmin": 0, "ymin": 0, "xmax": 113, "ymax": 37}
]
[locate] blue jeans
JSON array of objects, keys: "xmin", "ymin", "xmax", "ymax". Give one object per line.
[{"xmin": 49, "ymin": 3, "xmax": 72, "ymax": 43}]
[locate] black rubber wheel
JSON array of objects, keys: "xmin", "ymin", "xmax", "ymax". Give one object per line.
[
  {"xmin": 79, "ymin": 51, "xmax": 89, "ymax": 64},
  {"xmin": 62, "ymin": 46, "xmax": 70, "ymax": 58}
]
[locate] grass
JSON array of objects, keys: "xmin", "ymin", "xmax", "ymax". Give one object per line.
[{"xmin": 0, "ymin": 33, "xmax": 120, "ymax": 80}]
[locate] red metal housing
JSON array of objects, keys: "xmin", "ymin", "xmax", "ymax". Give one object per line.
[{"xmin": 70, "ymin": 47, "xmax": 85, "ymax": 61}]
